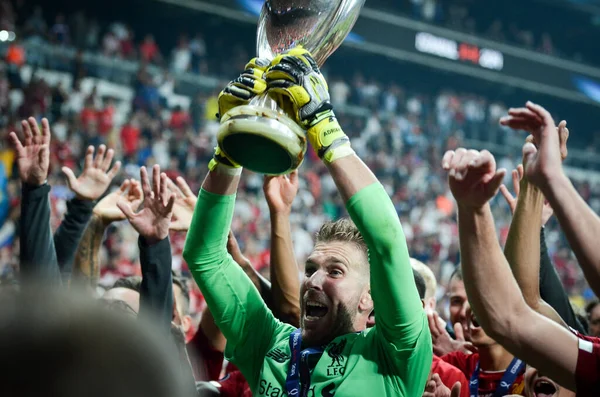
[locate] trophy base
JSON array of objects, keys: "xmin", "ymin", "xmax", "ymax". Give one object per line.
[{"xmin": 217, "ymin": 104, "xmax": 307, "ymax": 175}]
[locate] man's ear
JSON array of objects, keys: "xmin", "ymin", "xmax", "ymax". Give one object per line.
[
  {"xmin": 426, "ymin": 297, "xmax": 437, "ymax": 311},
  {"xmin": 359, "ymin": 288, "xmax": 373, "ymax": 313}
]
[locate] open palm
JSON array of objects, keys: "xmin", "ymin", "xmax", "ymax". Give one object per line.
[
  {"xmin": 9, "ymin": 117, "xmax": 51, "ymax": 186},
  {"xmin": 263, "ymin": 170, "xmax": 299, "ymax": 214},
  {"xmin": 500, "ymin": 102, "xmax": 568, "ymax": 190},
  {"xmin": 118, "ymin": 165, "xmax": 175, "ymax": 244},
  {"xmin": 93, "ymin": 179, "xmax": 143, "ymax": 225},
  {"xmin": 63, "ymin": 144, "xmax": 122, "ymax": 201},
  {"xmin": 166, "ymin": 176, "xmax": 198, "ymax": 232}
]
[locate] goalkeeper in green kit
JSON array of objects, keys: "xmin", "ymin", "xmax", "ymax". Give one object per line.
[{"xmin": 183, "ymin": 49, "xmax": 432, "ymax": 397}]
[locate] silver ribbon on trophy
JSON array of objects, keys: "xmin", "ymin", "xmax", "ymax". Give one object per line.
[{"xmin": 217, "ymin": 0, "xmax": 366, "ymax": 175}]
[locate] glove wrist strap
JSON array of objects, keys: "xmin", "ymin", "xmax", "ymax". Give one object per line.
[
  {"xmin": 208, "ymin": 159, "xmax": 243, "ymax": 176},
  {"xmin": 208, "ymin": 148, "xmax": 243, "ymax": 175},
  {"xmin": 307, "ymin": 112, "xmax": 355, "ymax": 164}
]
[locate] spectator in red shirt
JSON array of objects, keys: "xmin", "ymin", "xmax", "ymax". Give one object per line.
[
  {"xmin": 120, "ymin": 26, "xmax": 136, "ymax": 59},
  {"xmin": 80, "ymin": 98, "xmax": 98, "ymax": 128},
  {"xmin": 120, "ymin": 116, "xmax": 140, "ymax": 160},
  {"xmin": 97, "ymin": 98, "xmax": 115, "ymax": 136},
  {"xmin": 169, "ymin": 105, "xmax": 191, "ymax": 131},
  {"xmin": 139, "ymin": 34, "xmax": 162, "ymax": 64}
]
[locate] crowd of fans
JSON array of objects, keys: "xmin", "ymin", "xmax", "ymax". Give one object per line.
[
  {"xmin": 0, "ymin": 1, "xmax": 598, "ymax": 318},
  {"xmin": 3, "ymin": 1, "xmax": 600, "ymax": 397}
]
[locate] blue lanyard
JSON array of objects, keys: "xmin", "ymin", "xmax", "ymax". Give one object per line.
[
  {"xmin": 285, "ymin": 329, "xmax": 324, "ymax": 397},
  {"xmin": 469, "ymin": 357, "xmax": 525, "ymax": 397}
]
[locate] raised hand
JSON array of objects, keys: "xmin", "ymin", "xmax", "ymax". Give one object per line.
[
  {"xmin": 263, "ymin": 170, "xmax": 299, "ymax": 214},
  {"xmin": 499, "ymin": 165, "xmax": 523, "ymax": 214},
  {"xmin": 428, "ymin": 311, "xmax": 475, "ymax": 356},
  {"xmin": 93, "ymin": 179, "xmax": 143, "ymax": 225},
  {"xmin": 62, "ymin": 145, "xmax": 122, "ymax": 201},
  {"xmin": 9, "ymin": 117, "xmax": 51, "ymax": 186},
  {"xmin": 442, "ymin": 149, "xmax": 506, "ymax": 209},
  {"xmin": 423, "ymin": 374, "xmax": 454, "ymax": 397},
  {"xmin": 499, "ymin": 102, "xmax": 569, "ymax": 191},
  {"xmin": 500, "ymin": 164, "xmax": 555, "ymax": 226},
  {"xmin": 166, "ymin": 176, "xmax": 198, "ymax": 232},
  {"xmin": 117, "ymin": 165, "xmax": 175, "ymax": 244}
]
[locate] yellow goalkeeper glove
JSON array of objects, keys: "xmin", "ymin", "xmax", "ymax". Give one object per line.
[
  {"xmin": 217, "ymin": 57, "xmax": 269, "ymax": 121},
  {"xmin": 265, "ymin": 48, "xmax": 354, "ymax": 164}
]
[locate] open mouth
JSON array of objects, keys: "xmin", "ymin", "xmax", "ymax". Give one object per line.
[
  {"xmin": 305, "ymin": 300, "xmax": 329, "ymax": 321},
  {"xmin": 533, "ymin": 378, "xmax": 558, "ymax": 397}
]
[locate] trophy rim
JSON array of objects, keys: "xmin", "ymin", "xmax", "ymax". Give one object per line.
[
  {"xmin": 256, "ymin": 0, "xmax": 366, "ymax": 66},
  {"xmin": 217, "ymin": 105, "xmax": 307, "ymax": 175}
]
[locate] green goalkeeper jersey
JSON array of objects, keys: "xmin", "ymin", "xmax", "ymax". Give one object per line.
[{"xmin": 183, "ymin": 183, "xmax": 432, "ymax": 397}]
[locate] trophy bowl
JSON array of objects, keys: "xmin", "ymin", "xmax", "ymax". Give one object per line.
[{"xmin": 217, "ymin": 0, "xmax": 365, "ymax": 175}]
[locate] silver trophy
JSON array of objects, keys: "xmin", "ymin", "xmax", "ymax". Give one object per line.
[{"xmin": 217, "ymin": 0, "xmax": 365, "ymax": 175}]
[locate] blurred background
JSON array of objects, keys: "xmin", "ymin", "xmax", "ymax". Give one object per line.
[{"xmin": 0, "ymin": 0, "xmax": 599, "ymax": 321}]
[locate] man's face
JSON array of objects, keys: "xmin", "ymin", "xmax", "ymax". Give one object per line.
[
  {"xmin": 524, "ymin": 365, "xmax": 575, "ymax": 397},
  {"xmin": 589, "ymin": 305, "xmax": 600, "ymax": 337},
  {"xmin": 466, "ymin": 306, "xmax": 496, "ymax": 347},
  {"xmin": 301, "ymin": 240, "xmax": 372, "ymax": 347},
  {"xmin": 448, "ymin": 277, "xmax": 469, "ymax": 339}
]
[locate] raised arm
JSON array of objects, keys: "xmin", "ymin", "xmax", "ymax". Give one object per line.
[
  {"xmin": 503, "ymin": 161, "xmax": 565, "ymax": 325},
  {"xmin": 183, "ymin": 58, "xmax": 285, "ymax": 387},
  {"xmin": 501, "ymin": 102, "xmax": 600, "ymax": 296},
  {"xmin": 443, "ymin": 147, "xmax": 578, "ymax": 391},
  {"xmin": 266, "ymin": 48, "xmax": 431, "ymax": 395},
  {"xmin": 168, "ymin": 175, "xmax": 272, "ymax": 352},
  {"xmin": 263, "ymin": 172, "xmax": 301, "ymax": 327},
  {"xmin": 118, "ymin": 165, "xmax": 175, "ymax": 334},
  {"xmin": 72, "ymin": 179, "xmax": 142, "ymax": 289},
  {"xmin": 56, "ymin": 144, "xmax": 121, "ymax": 279},
  {"xmin": 9, "ymin": 118, "xmax": 60, "ymax": 284},
  {"xmin": 501, "ymin": 123, "xmax": 583, "ymax": 330}
]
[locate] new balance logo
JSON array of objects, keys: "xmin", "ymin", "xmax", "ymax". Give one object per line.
[{"xmin": 266, "ymin": 348, "xmax": 289, "ymax": 363}]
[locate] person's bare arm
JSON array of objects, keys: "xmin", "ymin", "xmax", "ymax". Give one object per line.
[
  {"xmin": 546, "ymin": 176, "xmax": 600, "ymax": 295},
  {"xmin": 504, "ymin": 171, "xmax": 564, "ymax": 324},
  {"xmin": 263, "ymin": 172, "xmax": 301, "ymax": 327},
  {"xmin": 501, "ymin": 102, "xmax": 600, "ymax": 297},
  {"xmin": 444, "ymin": 148, "xmax": 578, "ymax": 391},
  {"xmin": 503, "ymin": 123, "xmax": 570, "ymax": 326},
  {"xmin": 72, "ymin": 179, "xmax": 143, "ymax": 289},
  {"xmin": 72, "ymin": 214, "xmax": 106, "ymax": 289}
]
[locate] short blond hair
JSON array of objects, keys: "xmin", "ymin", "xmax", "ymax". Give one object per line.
[
  {"xmin": 315, "ymin": 218, "xmax": 366, "ymax": 253},
  {"xmin": 410, "ymin": 258, "xmax": 437, "ymax": 300},
  {"xmin": 315, "ymin": 219, "xmax": 368, "ymax": 276}
]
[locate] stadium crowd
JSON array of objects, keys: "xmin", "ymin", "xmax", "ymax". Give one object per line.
[
  {"xmin": 1, "ymin": 1, "xmax": 598, "ymax": 308},
  {"xmin": 2, "ymin": 1, "xmax": 600, "ymax": 397}
]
